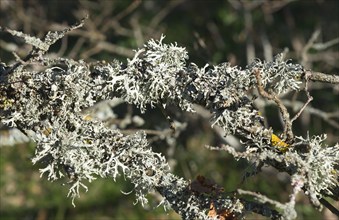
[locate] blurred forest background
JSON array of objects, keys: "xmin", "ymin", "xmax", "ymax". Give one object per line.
[{"xmin": 0, "ymin": 0, "xmax": 338, "ymax": 219}]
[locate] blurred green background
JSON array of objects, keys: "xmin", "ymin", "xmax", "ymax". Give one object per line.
[{"xmin": 0, "ymin": 0, "xmax": 338, "ymax": 219}]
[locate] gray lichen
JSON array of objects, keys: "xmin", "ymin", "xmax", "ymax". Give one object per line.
[{"xmin": 1, "ymin": 23, "xmax": 338, "ymax": 219}]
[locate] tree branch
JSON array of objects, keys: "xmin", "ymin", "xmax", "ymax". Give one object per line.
[
  {"xmin": 253, "ymin": 69, "xmax": 294, "ymax": 142},
  {"xmin": 306, "ymin": 71, "xmax": 339, "ymax": 84}
]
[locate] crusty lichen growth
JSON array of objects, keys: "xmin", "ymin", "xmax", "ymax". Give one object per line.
[{"xmin": 1, "ymin": 23, "xmax": 338, "ymax": 219}]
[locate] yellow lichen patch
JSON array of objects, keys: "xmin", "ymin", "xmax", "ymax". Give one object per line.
[
  {"xmin": 42, "ymin": 127, "xmax": 52, "ymax": 136},
  {"xmin": 83, "ymin": 114, "xmax": 93, "ymax": 121},
  {"xmin": 271, "ymin": 133, "xmax": 290, "ymax": 153},
  {"xmin": 0, "ymin": 98, "xmax": 15, "ymax": 109},
  {"xmin": 83, "ymin": 139, "xmax": 93, "ymax": 144},
  {"xmin": 330, "ymin": 169, "xmax": 337, "ymax": 175}
]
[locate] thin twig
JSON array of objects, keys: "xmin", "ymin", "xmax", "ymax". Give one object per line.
[
  {"xmin": 244, "ymin": 8, "xmax": 255, "ymax": 64},
  {"xmin": 120, "ymin": 128, "xmax": 172, "ymax": 136},
  {"xmin": 254, "ymin": 69, "xmax": 294, "ymax": 142},
  {"xmin": 282, "ymin": 101, "xmax": 339, "ymax": 129},
  {"xmin": 260, "ymin": 30, "xmax": 273, "ymax": 62},
  {"xmin": 112, "ymin": 0, "xmax": 141, "ymax": 21},
  {"xmin": 237, "ymin": 189, "xmax": 286, "ymax": 210},
  {"xmin": 149, "ymin": 0, "xmax": 184, "ymax": 28},
  {"xmin": 319, "ymin": 198, "xmax": 339, "ymax": 217},
  {"xmin": 306, "ymin": 70, "xmax": 339, "ymax": 84},
  {"xmin": 301, "ymin": 28, "xmax": 321, "ymax": 67},
  {"xmin": 312, "ymin": 37, "xmax": 339, "ymax": 50},
  {"xmin": 291, "ymin": 72, "xmax": 313, "ymax": 123}
]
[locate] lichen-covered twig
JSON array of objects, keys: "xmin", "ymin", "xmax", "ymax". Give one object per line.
[
  {"xmin": 306, "ymin": 71, "xmax": 339, "ymax": 84},
  {"xmin": 291, "ymin": 71, "xmax": 313, "ymax": 123},
  {"xmin": 253, "ymin": 69, "xmax": 294, "ymax": 142},
  {"xmin": 1, "ymin": 22, "xmax": 338, "ymax": 219},
  {"xmin": 0, "ymin": 16, "xmax": 87, "ymax": 76}
]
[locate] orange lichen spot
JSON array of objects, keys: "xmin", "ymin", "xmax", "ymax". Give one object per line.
[{"xmin": 207, "ymin": 202, "xmax": 237, "ymax": 220}]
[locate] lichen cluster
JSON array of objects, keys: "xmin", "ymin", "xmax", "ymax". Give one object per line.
[{"xmin": 1, "ymin": 23, "xmax": 338, "ymax": 219}]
